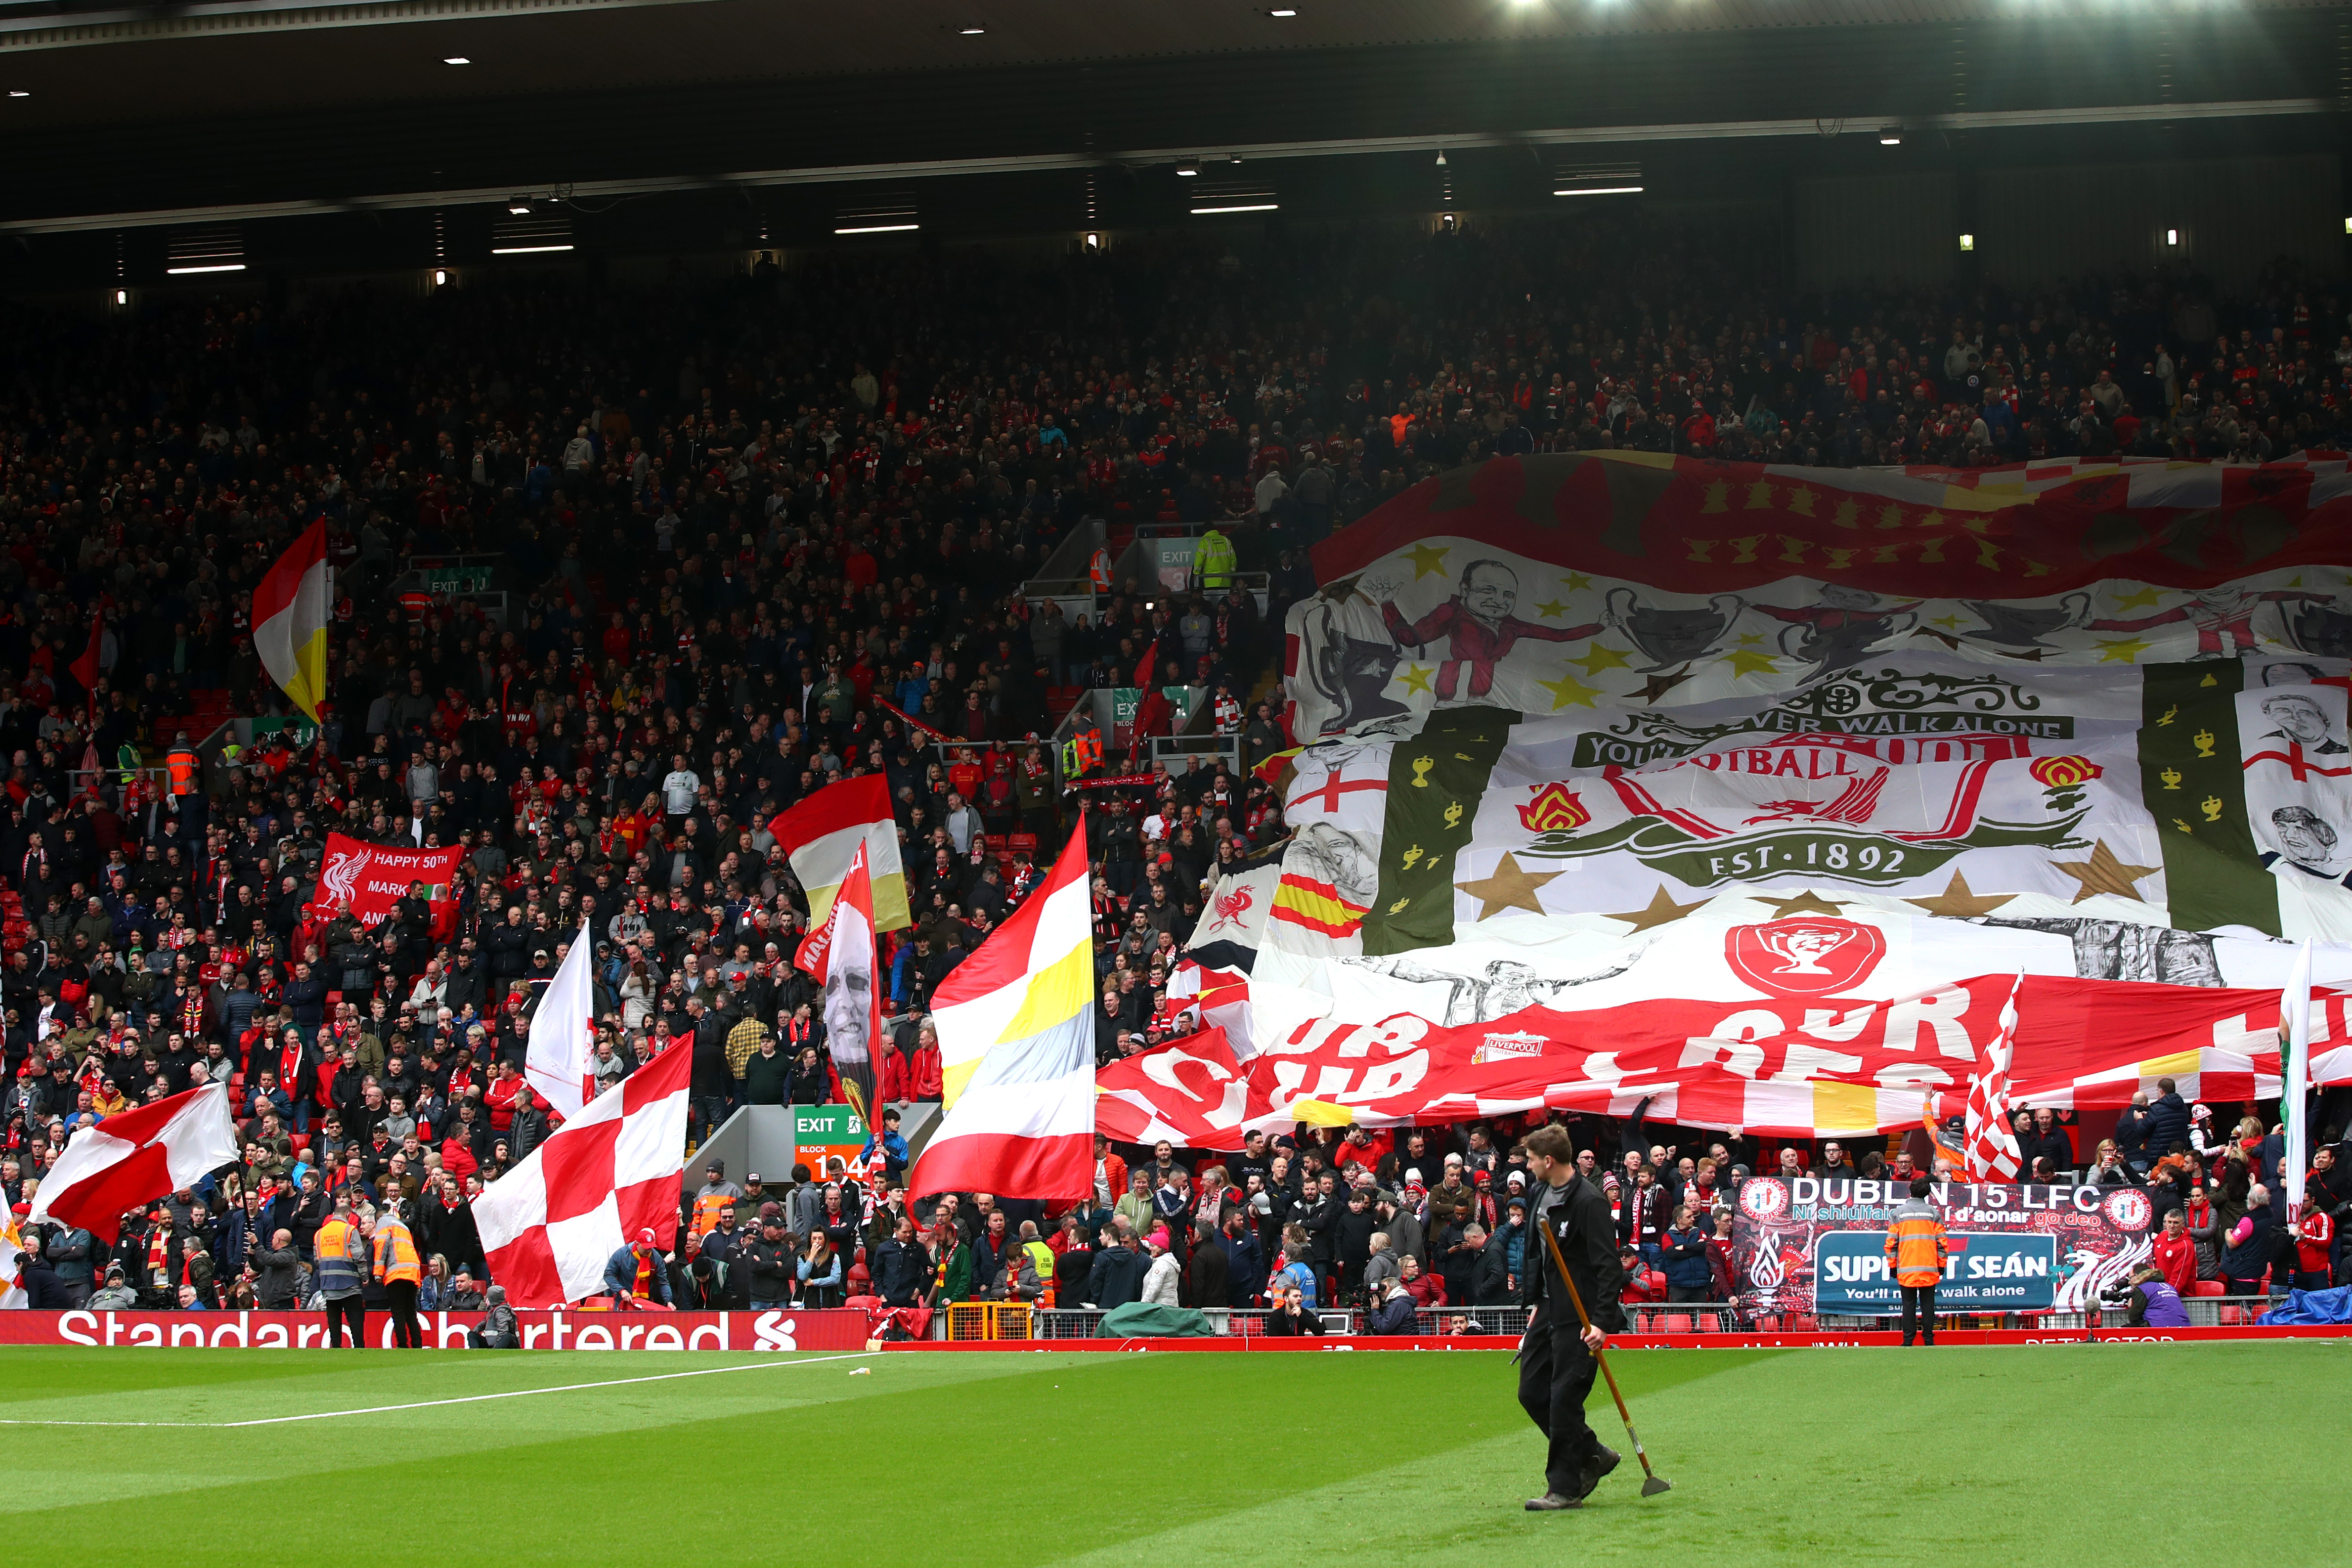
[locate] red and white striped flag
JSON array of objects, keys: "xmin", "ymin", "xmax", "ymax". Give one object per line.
[
  {"xmin": 1962, "ymin": 972, "xmax": 2026, "ymax": 1183},
  {"xmin": 473, "ymin": 1037, "xmax": 692, "ymax": 1307},
  {"xmin": 27, "ymin": 1082, "xmax": 238, "ymax": 1243}
]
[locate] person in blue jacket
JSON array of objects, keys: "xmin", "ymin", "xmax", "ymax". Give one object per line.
[
  {"xmin": 602, "ymin": 1227, "xmax": 673, "ymax": 1306},
  {"xmin": 1660, "ymin": 1204, "xmax": 1714, "ymax": 1303}
]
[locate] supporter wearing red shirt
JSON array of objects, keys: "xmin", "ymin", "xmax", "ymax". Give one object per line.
[{"xmin": 2150, "ymin": 1209, "xmax": 2197, "ymax": 1296}]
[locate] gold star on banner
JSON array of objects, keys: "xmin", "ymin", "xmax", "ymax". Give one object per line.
[
  {"xmin": 1720, "ymin": 649, "xmax": 1779, "ymax": 678},
  {"xmin": 1758, "ymin": 889, "xmax": 1855, "ymax": 919},
  {"xmin": 1405, "ymin": 541, "xmax": 1450, "ymax": 578},
  {"xmin": 1456, "ymin": 853, "xmax": 1564, "ymax": 919},
  {"xmin": 2050, "ymin": 839, "xmax": 2161, "ymax": 904},
  {"xmin": 1571, "ymin": 642, "xmax": 1634, "ymax": 676},
  {"xmin": 1561, "ymin": 572, "xmax": 1594, "ymax": 592},
  {"xmin": 1639, "ymin": 665, "xmax": 1697, "ymax": 704},
  {"xmin": 2095, "ymin": 637, "xmax": 2153, "ymax": 664},
  {"xmin": 1539, "ymin": 671, "xmax": 1604, "ymax": 710},
  {"xmin": 1399, "ymin": 663, "xmax": 1434, "ymax": 696},
  {"xmin": 1932, "ymin": 614, "xmax": 1965, "ymax": 630},
  {"xmin": 2111, "ymin": 586, "xmax": 2165, "ymax": 611},
  {"xmin": 1904, "ymin": 871, "xmax": 2016, "ymax": 919},
  {"xmin": 1533, "ymin": 599, "xmax": 1569, "ymax": 620},
  {"xmin": 1606, "ymin": 885, "xmax": 1711, "ymax": 932},
  {"xmin": 1736, "ymin": 633, "xmax": 1766, "ymax": 647}
]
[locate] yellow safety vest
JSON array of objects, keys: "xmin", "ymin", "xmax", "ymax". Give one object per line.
[{"xmin": 374, "ymin": 1218, "xmax": 422, "ymax": 1285}]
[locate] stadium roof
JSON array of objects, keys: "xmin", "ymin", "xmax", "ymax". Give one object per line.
[{"xmin": 0, "ymin": 0, "xmax": 2344, "ymax": 279}]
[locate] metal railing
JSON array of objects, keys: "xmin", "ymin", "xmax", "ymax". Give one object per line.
[{"xmin": 1809, "ymin": 1295, "xmax": 2277, "ymax": 1332}]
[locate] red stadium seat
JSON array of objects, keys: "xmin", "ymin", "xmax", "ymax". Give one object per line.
[
  {"xmin": 2191, "ymin": 1280, "xmax": 2225, "ymax": 1297},
  {"xmin": 291, "ymin": 1133, "xmax": 310, "ymax": 1155},
  {"xmin": 2219, "ymin": 1305, "xmax": 2246, "ymax": 1325},
  {"xmin": 1660, "ymin": 1313, "xmax": 1693, "ymax": 1334}
]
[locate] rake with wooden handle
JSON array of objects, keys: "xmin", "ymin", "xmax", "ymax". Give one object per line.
[{"xmin": 1538, "ymin": 1219, "xmax": 1671, "ymax": 1497}]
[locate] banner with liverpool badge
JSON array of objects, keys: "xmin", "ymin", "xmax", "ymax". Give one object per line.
[
  {"xmin": 312, "ymin": 834, "xmax": 467, "ymax": 938},
  {"xmin": 1111, "ymin": 889, "xmax": 2352, "ymax": 1144},
  {"xmin": 1732, "ymin": 1176, "xmax": 2156, "ymax": 1317}
]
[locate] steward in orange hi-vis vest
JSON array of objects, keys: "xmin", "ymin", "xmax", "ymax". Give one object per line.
[{"xmin": 1882, "ymin": 1180, "xmax": 1950, "ymax": 1346}]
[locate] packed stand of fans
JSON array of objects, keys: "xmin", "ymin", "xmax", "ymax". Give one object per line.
[{"xmin": 1, "ymin": 212, "xmax": 2346, "ymax": 1325}]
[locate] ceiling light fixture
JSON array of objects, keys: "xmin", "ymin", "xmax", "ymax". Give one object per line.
[
  {"xmin": 1176, "ymin": 160, "xmax": 1199, "ymax": 177},
  {"xmin": 490, "ymin": 243, "xmax": 574, "ymax": 255},
  {"xmin": 835, "ymin": 222, "xmax": 920, "ymax": 234},
  {"xmin": 1435, "ymin": 149, "xmax": 1448, "ymax": 167},
  {"xmin": 508, "ymin": 197, "xmax": 532, "ymax": 215},
  {"xmin": 959, "ymin": 26, "xmax": 984, "ymax": 34},
  {"xmin": 6, "ymin": 91, "xmax": 27, "ymax": 98},
  {"xmin": 113, "ymin": 289, "xmax": 128, "ymax": 305},
  {"xmin": 165, "ymin": 262, "xmax": 247, "ymax": 275},
  {"xmin": 443, "ymin": 56, "xmax": 471, "ymax": 65},
  {"xmin": 1269, "ymin": 6, "xmax": 1297, "ymax": 14},
  {"xmin": 1553, "ymin": 185, "xmax": 1643, "ymax": 197},
  {"xmin": 433, "ymin": 268, "xmax": 449, "ymax": 285},
  {"xmin": 1191, "ymin": 186, "xmax": 1279, "ymax": 215},
  {"xmin": 1959, "ymin": 233, "xmax": 1975, "ymax": 251},
  {"xmin": 1878, "ymin": 123, "xmax": 1902, "ymax": 145}
]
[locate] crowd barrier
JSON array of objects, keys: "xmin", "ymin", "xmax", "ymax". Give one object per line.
[{"xmin": 0, "ymin": 1297, "xmax": 2308, "ymax": 1350}]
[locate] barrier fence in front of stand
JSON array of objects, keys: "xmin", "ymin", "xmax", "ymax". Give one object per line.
[{"xmin": 994, "ymin": 1298, "xmax": 2284, "ymax": 1340}]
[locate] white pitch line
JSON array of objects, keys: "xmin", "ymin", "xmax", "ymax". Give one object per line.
[{"xmin": 0, "ymin": 1349, "xmax": 881, "ymax": 1429}]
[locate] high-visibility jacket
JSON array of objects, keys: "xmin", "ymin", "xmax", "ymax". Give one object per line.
[
  {"xmin": 114, "ymin": 742, "xmax": 141, "ymax": 785},
  {"xmin": 165, "ymin": 747, "xmax": 198, "ymax": 795},
  {"xmin": 1088, "ymin": 547, "xmax": 1114, "ymax": 592},
  {"xmin": 1194, "ymin": 527, "xmax": 1238, "ymax": 591},
  {"xmin": 314, "ymin": 1217, "xmax": 366, "ymax": 1296},
  {"xmin": 1882, "ymin": 1198, "xmax": 1949, "ymax": 1287},
  {"xmin": 373, "ymin": 1217, "xmax": 422, "ymax": 1285},
  {"xmin": 690, "ymin": 1190, "xmax": 733, "ymax": 1239}
]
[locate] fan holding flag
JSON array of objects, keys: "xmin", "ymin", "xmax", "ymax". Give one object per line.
[{"xmin": 1960, "ymin": 973, "xmax": 2027, "ymax": 1184}]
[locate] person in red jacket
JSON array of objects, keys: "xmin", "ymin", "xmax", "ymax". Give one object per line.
[
  {"xmin": 2293, "ymin": 1187, "xmax": 2336, "ymax": 1291},
  {"xmin": 909, "ymin": 1021, "xmax": 944, "ymax": 1100},
  {"xmin": 484, "ymin": 1060, "xmax": 525, "ymax": 1134},
  {"xmin": 2150, "ymin": 1207, "xmax": 2198, "ymax": 1297}
]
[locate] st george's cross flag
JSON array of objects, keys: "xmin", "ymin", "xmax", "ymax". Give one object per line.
[
  {"xmin": 909, "ymin": 818, "xmax": 1094, "ymax": 1200},
  {"xmin": 473, "ymin": 1037, "xmax": 692, "ymax": 1307},
  {"xmin": 769, "ymin": 774, "xmax": 910, "ymax": 933},
  {"xmin": 1961, "ymin": 972, "xmax": 2027, "ymax": 1182},
  {"xmin": 251, "ymin": 517, "xmax": 331, "ymax": 723},
  {"xmin": 27, "ymin": 1082, "xmax": 238, "ymax": 1243}
]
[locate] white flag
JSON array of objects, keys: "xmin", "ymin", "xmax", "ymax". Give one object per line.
[
  {"xmin": 524, "ymin": 920, "xmax": 596, "ymax": 1120},
  {"xmin": 2280, "ymin": 940, "xmax": 2313, "ymax": 1225}
]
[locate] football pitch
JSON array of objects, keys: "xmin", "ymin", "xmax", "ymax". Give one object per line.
[{"xmin": 0, "ymin": 1340, "xmax": 2342, "ymax": 1564}]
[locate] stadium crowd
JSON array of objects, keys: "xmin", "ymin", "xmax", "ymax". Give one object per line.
[{"xmin": 1, "ymin": 213, "xmax": 2348, "ymax": 1328}]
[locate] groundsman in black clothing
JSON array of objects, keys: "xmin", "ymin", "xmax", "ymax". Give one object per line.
[{"xmin": 1515, "ymin": 1121, "xmax": 1629, "ymax": 1512}]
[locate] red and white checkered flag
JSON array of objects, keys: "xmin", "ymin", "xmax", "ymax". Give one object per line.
[{"xmin": 1961, "ymin": 972, "xmax": 2026, "ymax": 1183}]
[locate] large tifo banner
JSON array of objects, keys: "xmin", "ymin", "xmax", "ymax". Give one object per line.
[
  {"xmin": 1123, "ymin": 451, "xmax": 2352, "ymax": 1144},
  {"xmin": 313, "ymin": 832, "xmax": 467, "ymax": 937},
  {"xmin": 1731, "ymin": 1176, "xmax": 2154, "ymax": 1317},
  {"xmin": 0, "ymin": 1307, "xmax": 872, "ymax": 1351}
]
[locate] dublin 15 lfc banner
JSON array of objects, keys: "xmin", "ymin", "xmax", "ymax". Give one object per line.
[{"xmin": 1731, "ymin": 1176, "xmax": 2155, "ymax": 1317}]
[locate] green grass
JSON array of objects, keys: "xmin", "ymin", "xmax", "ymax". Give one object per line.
[{"xmin": 0, "ymin": 1341, "xmax": 2343, "ymax": 1564}]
